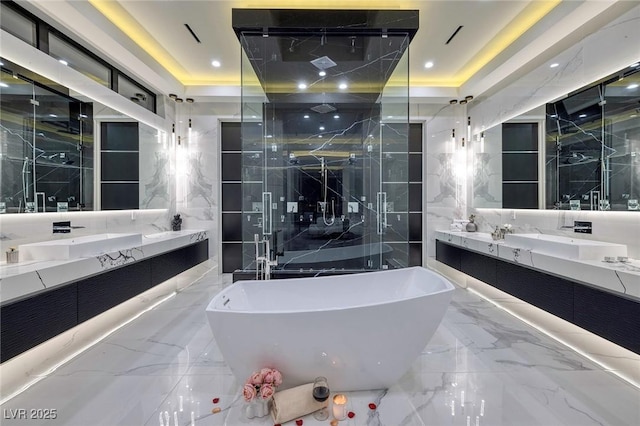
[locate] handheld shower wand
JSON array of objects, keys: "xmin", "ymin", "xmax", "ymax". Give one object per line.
[{"xmin": 320, "ymin": 157, "xmax": 335, "ymax": 226}]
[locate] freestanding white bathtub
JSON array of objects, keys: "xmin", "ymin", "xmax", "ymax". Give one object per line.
[{"xmin": 206, "ymin": 267, "xmax": 455, "ymax": 391}]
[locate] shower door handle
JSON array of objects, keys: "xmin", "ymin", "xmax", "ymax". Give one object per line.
[
  {"xmin": 376, "ymin": 192, "xmax": 387, "ymax": 235},
  {"xmin": 262, "ymin": 192, "xmax": 272, "ymax": 235}
]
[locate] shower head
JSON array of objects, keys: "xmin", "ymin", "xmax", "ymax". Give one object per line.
[
  {"xmin": 310, "ymin": 103, "xmax": 336, "ymax": 114},
  {"xmin": 310, "ymin": 56, "xmax": 337, "ymax": 70}
]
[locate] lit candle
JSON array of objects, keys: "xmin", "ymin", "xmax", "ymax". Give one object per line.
[{"xmin": 332, "ymin": 394, "xmax": 348, "ymax": 420}]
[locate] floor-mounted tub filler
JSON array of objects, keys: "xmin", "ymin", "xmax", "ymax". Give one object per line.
[{"xmin": 206, "ymin": 267, "xmax": 455, "ymax": 391}]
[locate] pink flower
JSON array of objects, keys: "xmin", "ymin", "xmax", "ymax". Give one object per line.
[
  {"xmin": 249, "ymin": 371, "xmax": 264, "ymax": 386},
  {"xmin": 260, "ymin": 383, "xmax": 274, "ymax": 399},
  {"xmin": 271, "ymin": 369, "xmax": 283, "ymax": 387},
  {"xmin": 260, "ymin": 367, "xmax": 272, "ymax": 377},
  {"xmin": 263, "ymin": 369, "xmax": 275, "ymax": 384},
  {"xmin": 243, "ymin": 383, "xmax": 256, "ymax": 402}
]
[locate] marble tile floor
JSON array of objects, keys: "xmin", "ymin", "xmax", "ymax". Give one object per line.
[{"xmin": 1, "ymin": 269, "xmax": 638, "ymax": 426}]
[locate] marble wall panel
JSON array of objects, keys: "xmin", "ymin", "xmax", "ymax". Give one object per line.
[
  {"xmin": 422, "ymin": 106, "xmax": 468, "ymax": 259},
  {"xmin": 176, "ymin": 103, "xmax": 240, "ymax": 261}
]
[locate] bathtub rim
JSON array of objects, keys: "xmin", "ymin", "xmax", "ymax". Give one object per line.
[{"xmin": 207, "ymin": 266, "xmax": 455, "ymax": 315}]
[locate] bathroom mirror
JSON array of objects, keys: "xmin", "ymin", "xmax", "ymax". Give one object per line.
[
  {"xmin": 0, "ymin": 58, "xmax": 169, "ymax": 213},
  {"xmin": 545, "ymin": 65, "xmax": 640, "ymax": 211},
  {"xmin": 472, "ymin": 64, "xmax": 640, "ymax": 211}
]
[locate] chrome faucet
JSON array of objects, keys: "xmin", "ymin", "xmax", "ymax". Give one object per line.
[
  {"xmin": 491, "ymin": 224, "xmax": 514, "ymax": 240},
  {"xmin": 491, "ymin": 226, "xmax": 503, "ymax": 240}
]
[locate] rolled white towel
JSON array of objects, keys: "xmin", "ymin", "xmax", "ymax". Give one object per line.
[{"xmin": 271, "ymin": 383, "xmax": 328, "ymax": 424}]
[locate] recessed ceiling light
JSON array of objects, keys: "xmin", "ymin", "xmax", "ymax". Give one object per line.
[
  {"xmin": 251, "ymin": 115, "xmax": 257, "ymax": 118},
  {"xmin": 319, "ymin": 70, "xmax": 326, "ymax": 77},
  {"xmin": 303, "ymin": 114, "xmax": 310, "ymax": 119},
  {"xmin": 630, "ymin": 62, "xmax": 639, "ymax": 68},
  {"xmin": 298, "ymin": 83, "xmax": 307, "ymax": 90},
  {"xmin": 333, "ymin": 115, "xmax": 339, "ymax": 119},
  {"xmin": 630, "ymin": 114, "xmax": 637, "ymax": 118},
  {"xmin": 0, "ymin": 82, "xmax": 8, "ymax": 88},
  {"xmin": 319, "ymin": 126, "xmax": 325, "ymax": 131},
  {"xmin": 550, "ymin": 114, "xmax": 557, "ymax": 118},
  {"xmin": 579, "ymin": 113, "xmax": 587, "ymax": 118},
  {"xmin": 627, "ymin": 83, "xmax": 639, "ymax": 89},
  {"xmin": 338, "ymin": 83, "xmax": 348, "ymax": 90},
  {"xmin": 58, "ymin": 59, "xmax": 68, "ymax": 66},
  {"xmin": 211, "ymin": 60, "xmax": 221, "ymax": 67},
  {"xmin": 550, "ymin": 63, "xmax": 559, "ymax": 68},
  {"xmin": 318, "ymin": 135, "xmax": 323, "ymax": 138},
  {"xmin": 424, "ymin": 61, "xmax": 434, "ymax": 69},
  {"xmin": 49, "ymin": 114, "xmax": 57, "ymax": 117}
]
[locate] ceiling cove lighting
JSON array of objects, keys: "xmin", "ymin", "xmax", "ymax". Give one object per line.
[
  {"xmin": 92, "ymin": 0, "xmax": 558, "ymax": 87},
  {"xmin": 413, "ymin": 0, "xmax": 561, "ymax": 87}
]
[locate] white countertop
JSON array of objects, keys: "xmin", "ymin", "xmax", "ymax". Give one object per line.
[
  {"xmin": 435, "ymin": 230, "xmax": 640, "ymax": 300},
  {"xmin": 0, "ymin": 230, "xmax": 208, "ymax": 304}
]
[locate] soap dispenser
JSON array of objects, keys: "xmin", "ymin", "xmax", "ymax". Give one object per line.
[
  {"xmin": 171, "ymin": 214, "xmax": 183, "ymax": 231},
  {"xmin": 465, "ymin": 214, "xmax": 477, "ymax": 232}
]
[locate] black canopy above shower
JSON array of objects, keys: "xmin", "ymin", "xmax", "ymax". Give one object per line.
[{"xmin": 231, "ymin": 9, "xmax": 419, "ymax": 103}]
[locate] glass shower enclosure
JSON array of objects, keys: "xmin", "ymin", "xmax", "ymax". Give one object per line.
[{"xmin": 236, "ymin": 11, "xmax": 413, "ymax": 273}]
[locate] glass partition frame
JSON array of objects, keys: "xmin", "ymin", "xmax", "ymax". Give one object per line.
[{"xmin": 239, "ymin": 31, "xmax": 410, "ymax": 272}]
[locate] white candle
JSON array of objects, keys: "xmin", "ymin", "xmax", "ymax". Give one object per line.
[{"xmin": 332, "ymin": 394, "xmax": 348, "ymax": 420}]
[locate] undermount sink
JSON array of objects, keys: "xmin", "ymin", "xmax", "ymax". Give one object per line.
[
  {"xmin": 504, "ymin": 233, "xmax": 627, "ymax": 260},
  {"xmin": 19, "ymin": 233, "xmax": 143, "ymax": 262}
]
